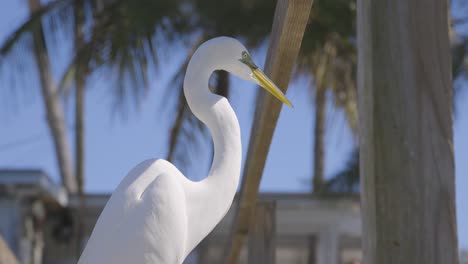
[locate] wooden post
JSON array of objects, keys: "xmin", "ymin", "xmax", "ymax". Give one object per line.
[
  {"xmin": 357, "ymin": 0, "xmax": 458, "ymax": 263},
  {"xmin": 196, "ymin": 238, "xmax": 210, "ymax": 263},
  {"xmin": 223, "ymin": 0, "xmax": 313, "ymax": 262},
  {"xmin": 316, "ymin": 230, "xmax": 338, "ymax": 264},
  {"xmin": 307, "ymin": 236, "xmax": 317, "ymax": 264},
  {"xmin": 248, "ymin": 201, "xmax": 276, "ymax": 264}
]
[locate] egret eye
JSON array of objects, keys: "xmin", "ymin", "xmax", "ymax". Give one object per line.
[{"xmin": 239, "ymin": 51, "xmax": 258, "ymax": 69}]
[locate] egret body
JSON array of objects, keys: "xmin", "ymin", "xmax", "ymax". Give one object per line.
[{"xmin": 77, "ymin": 37, "xmax": 291, "ymax": 264}]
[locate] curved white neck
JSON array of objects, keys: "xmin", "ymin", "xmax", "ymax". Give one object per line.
[
  {"xmin": 179, "ymin": 37, "xmax": 252, "ymax": 258},
  {"xmin": 183, "ymin": 44, "xmax": 242, "ymax": 223}
]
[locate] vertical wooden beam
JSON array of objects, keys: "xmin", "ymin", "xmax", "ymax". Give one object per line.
[
  {"xmin": 248, "ymin": 201, "xmax": 276, "ymax": 264},
  {"xmin": 196, "ymin": 238, "xmax": 210, "ymax": 263},
  {"xmin": 357, "ymin": 0, "xmax": 458, "ymax": 263},
  {"xmin": 223, "ymin": 0, "xmax": 313, "ymax": 262},
  {"xmin": 307, "ymin": 236, "xmax": 317, "ymax": 264},
  {"xmin": 317, "ymin": 229, "xmax": 338, "ymax": 264}
]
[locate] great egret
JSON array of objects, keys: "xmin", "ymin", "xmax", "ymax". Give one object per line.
[{"xmin": 77, "ymin": 37, "xmax": 292, "ymax": 264}]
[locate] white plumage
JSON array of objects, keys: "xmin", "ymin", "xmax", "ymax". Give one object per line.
[{"xmin": 78, "ymin": 37, "xmax": 291, "ymax": 264}]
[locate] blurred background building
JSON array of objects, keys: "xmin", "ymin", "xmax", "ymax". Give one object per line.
[
  {"xmin": 461, "ymin": 249, "xmax": 468, "ymax": 264},
  {"xmin": 0, "ymin": 0, "xmax": 467, "ymax": 263},
  {"xmin": 0, "ymin": 169, "xmax": 361, "ymax": 264}
]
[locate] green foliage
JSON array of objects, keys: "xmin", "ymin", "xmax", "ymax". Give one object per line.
[
  {"xmin": 1, "ymin": 0, "xmax": 190, "ymax": 107},
  {"xmin": 324, "ymin": 148, "xmax": 359, "ymax": 193},
  {"xmin": 2, "ymin": 0, "xmax": 466, "ymax": 178},
  {"xmin": 0, "ymin": 0, "xmax": 362, "ymax": 175},
  {"xmin": 301, "ymin": 0, "xmax": 356, "ymax": 55},
  {"xmin": 192, "ymin": 0, "xmax": 274, "ymax": 46}
]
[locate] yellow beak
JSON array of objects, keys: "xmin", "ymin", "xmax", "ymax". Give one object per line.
[{"xmin": 252, "ymin": 68, "xmax": 293, "ymax": 107}]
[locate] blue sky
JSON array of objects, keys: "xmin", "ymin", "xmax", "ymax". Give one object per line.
[{"xmin": 0, "ymin": 1, "xmax": 467, "ymax": 250}]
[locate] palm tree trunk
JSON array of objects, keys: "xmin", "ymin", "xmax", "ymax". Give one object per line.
[
  {"xmin": 312, "ymin": 51, "xmax": 330, "ymax": 193},
  {"xmin": 307, "ymin": 236, "xmax": 317, "ymax": 264},
  {"xmin": 74, "ymin": 0, "xmax": 87, "ymax": 256},
  {"xmin": 28, "ymin": 0, "xmax": 77, "ymax": 193},
  {"xmin": 312, "ymin": 84, "xmax": 326, "ymax": 193},
  {"xmin": 166, "ymin": 99, "xmax": 186, "ymax": 163},
  {"xmin": 74, "ymin": 61, "xmax": 86, "ymax": 257}
]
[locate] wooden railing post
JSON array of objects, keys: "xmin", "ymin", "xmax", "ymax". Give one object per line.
[{"xmin": 248, "ymin": 201, "xmax": 276, "ymax": 264}]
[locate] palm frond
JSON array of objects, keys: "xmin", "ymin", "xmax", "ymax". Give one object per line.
[
  {"xmin": 165, "ymin": 37, "xmax": 209, "ymax": 172},
  {"xmin": 0, "ymin": 0, "xmax": 70, "ymax": 56},
  {"xmin": 2, "ymin": 0, "xmax": 190, "ymax": 109},
  {"xmin": 192, "ymin": 0, "xmax": 274, "ymax": 46},
  {"xmin": 452, "ymin": 36, "xmax": 468, "ymax": 80},
  {"xmin": 327, "ymin": 36, "xmax": 358, "ymax": 134},
  {"xmin": 0, "ymin": 0, "xmax": 75, "ymax": 105},
  {"xmin": 296, "ymin": 0, "xmax": 358, "ymax": 136},
  {"xmin": 324, "ymin": 148, "xmax": 359, "ymax": 193}
]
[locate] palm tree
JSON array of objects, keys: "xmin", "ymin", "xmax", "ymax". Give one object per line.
[
  {"xmin": 171, "ymin": 0, "xmax": 359, "ymax": 192},
  {"xmin": 3, "ymin": 0, "xmax": 466, "ymax": 192},
  {"xmin": 296, "ymin": 0, "xmax": 358, "ymax": 193},
  {"xmin": 28, "ymin": 0, "xmax": 77, "ymax": 193},
  {"xmin": 0, "ymin": 0, "xmax": 190, "ymax": 184},
  {"xmin": 1, "ymin": 1, "xmax": 466, "ymax": 262},
  {"xmin": 166, "ymin": 0, "xmax": 359, "ymax": 183},
  {"xmin": 324, "ymin": 148, "xmax": 359, "ymax": 193},
  {"xmin": 72, "ymin": 0, "xmax": 87, "ymax": 254},
  {"xmin": 1, "ymin": 0, "xmax": 360, "ymax": 189},
  {"xmin": 0, "ymin": 0, "xmax": 187, "ymax": 254}
]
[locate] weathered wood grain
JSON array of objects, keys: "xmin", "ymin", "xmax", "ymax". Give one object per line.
[
  {"xmin": 357, "ymin": 0, "xmax": 458, "ymax": 263},
  {"xmin": 223, "ymin": 0, "xmax": 313, "ymax": 263}
]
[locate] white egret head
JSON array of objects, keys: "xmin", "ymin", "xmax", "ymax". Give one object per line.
[
  {"xmin": 238, "ymin": 50, "xmax": 293, "ymax": 107},
  {"xmin": 199, "ymin": 37, "xmax": 293, "ymax": 107}
]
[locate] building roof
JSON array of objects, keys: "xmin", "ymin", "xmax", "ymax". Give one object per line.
[
  {"xmin": 68, "ymin": 192, "xmax": 362, "ymax": 238},
  {"xmin": 0, "ymin": 169, "xmax": 67, "ymax": 207}
]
